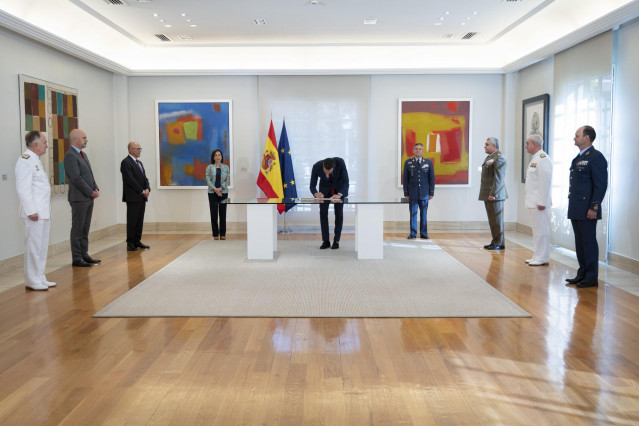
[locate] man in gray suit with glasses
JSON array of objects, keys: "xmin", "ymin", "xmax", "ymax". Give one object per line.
[{"xmin": 64, "ymin": 129, "xmax": 101, "ymax": 267}]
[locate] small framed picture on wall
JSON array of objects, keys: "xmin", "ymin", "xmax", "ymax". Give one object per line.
[{"xmin": 521, "ymin": 94, "xmax": 550, "ymax": 183}]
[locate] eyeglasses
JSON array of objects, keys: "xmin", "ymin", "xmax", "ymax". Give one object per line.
[{"xmin": 132, "ymin": 148, "xmax": 142, "ymax": 150}]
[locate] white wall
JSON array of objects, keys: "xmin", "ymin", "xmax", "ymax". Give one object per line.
[
  {"xmin": 610, "ymin": 21, "xmax": 639, "ymax": 261},
  {"xmin": 512, "ymin": 58, "xmax": 555, "ymax": 227},
  {"xmin": 127, "ymin": 74, "xmax": 509, "ymax": 227},
  {"xmin": 369, "ymin": 74, "xmax": 512, "ymax": 223},
  {"xmin": 0, "ymin": 28, "xmax": 117, "ymax": 261}
]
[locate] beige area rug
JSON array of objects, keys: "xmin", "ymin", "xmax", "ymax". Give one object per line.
[{"xmin": 94, "ymin": 240, "xmax": 530, "ymax": 318}]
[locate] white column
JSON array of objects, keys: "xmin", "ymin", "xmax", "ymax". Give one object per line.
[
  {"xmin": 355, "ymin": 204, "xmax": 384, "ymax": 259},
  {"xmin": 247, "ymin": 204, "xmax": 277, "ymax": 259}
]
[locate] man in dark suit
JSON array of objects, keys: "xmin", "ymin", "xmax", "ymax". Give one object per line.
[
  {"xmin": 121, "ymin": 142, "xmax": 151, "ymax": 251},
  {"xmin": 309, "ymin": 157, "xmax": 349, "ymax": 249},
  {"xmin": 565, "ymin": 125, "xmax": 608, "ymax": 288},
  {"xmin": 403, "ymin": 143, "xmax": 435, "ymax": 239},
  {"xmin": 64, "ymin": 129, "xmax": 101, "ymax": 267}
]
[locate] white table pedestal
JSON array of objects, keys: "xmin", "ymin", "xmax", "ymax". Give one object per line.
[
  {"xmin": 355, "ymin": 204, "xmax": 384, "ymax": 259},
  {"xmin": 246, "ymin": 204, "xmax": 277, "ymax": 260}
]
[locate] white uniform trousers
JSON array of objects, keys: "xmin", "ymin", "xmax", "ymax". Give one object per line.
[
  {"xmin": 528, "ymin": 207, "xmax": 550, "ymax": 263},
  {"xmin": 24, "ymin": 218, "xmax": 50, "ymax": 287}
]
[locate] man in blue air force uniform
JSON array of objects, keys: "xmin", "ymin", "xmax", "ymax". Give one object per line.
[
  {"xmin": 565, "ymin": 125, "xmax": 608, "ymax": 288},
  {"xmin": 403, "ymin": 143, "xmax": 435, "ymax": 239}
]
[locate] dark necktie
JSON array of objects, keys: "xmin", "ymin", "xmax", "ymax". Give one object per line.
[
  {"xmin": 329, "ymin": 173, "xmax": 335, "ymax": 195},
  {"xmin": 136, "ymin": 159, "xmax": 144, "ymax": 175},
  {"xmin": 80, "ymin": 151, "xmax": 86, "ymax": 161}
]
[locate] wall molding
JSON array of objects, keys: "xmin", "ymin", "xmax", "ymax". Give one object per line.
[{"xmin": 609, "ymin": 252, "xmax": 639, "ymax": 275}]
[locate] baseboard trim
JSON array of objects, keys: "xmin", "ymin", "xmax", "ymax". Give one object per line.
[
  {"xmin": 0, "ymin": 224, "xmax": 123, "ymax": 275},
  {"xmin": 0, "ymin": 220, "xmax": 514, "ymax": 273},
  {"xmin": 608, "ymin": 252, "xmax": 639, "ymax": 275},
  {"xmin": 516, "ymin": 223, "xmax": 533, "ymax": 236}
]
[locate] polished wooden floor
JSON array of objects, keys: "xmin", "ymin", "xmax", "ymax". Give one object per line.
[{"xmin": 1, "ymin": 233, "xmax": 638, "ymax": 425}]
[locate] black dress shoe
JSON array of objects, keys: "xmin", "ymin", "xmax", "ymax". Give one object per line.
[
  {"xmin": 320, "ymin": 241, "xmax": 331, "ymax": 249},
  {"xmin": 127, "ymin": 244, "xmax": 138, "ymax": 251},
  {"xmin": 72, "ymin": 260, "xmax": 92, "ymax": 267},
  {"xmin": 565, "ymin": 276, "xmax": 584, "ymax": 284},
  {"xmin": 484, "ymin": 245, "xmax": 506, "ymax": 250},
  {"xmin": 83, "ymin": 256, "xmax": 101, "ymax": 264},
  {"xmin": 420, "ymin": 234, "xmax": 430, "ymax": 239},
  {"xmin": 577, "ymin": 279, "xmax": 599, "ymax": 288},
  {"xmin": 331, "ymin": 241, "xmax": 340, "ymax": 250},
  {"xmin": 135, "ymin": 242, "xmax": 150, "ymax": 249},
  {"xmin": 407, "ymin": 235, "xmax": 416, "ymax": 239}
]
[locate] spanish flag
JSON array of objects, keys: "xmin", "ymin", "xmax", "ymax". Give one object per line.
[{"xmin": 257, "ymin": 120, "xmax": 284, "ymax": 199}]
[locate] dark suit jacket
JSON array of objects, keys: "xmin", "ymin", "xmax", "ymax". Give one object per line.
[
  {"xmin": 403, "ymin": 157, "xmax": 435, "ymax": 200},
  {"xmin": 568, "ymin": 146, "xmax": 608, "ymax": 220},
  {"xmin": 63, "ymin": 148, "xmax": 98, "ymax": 201},
  {"xmin": 309, "ymin": 157, "xmax": 349, "ymax": 198},
  {"xmin": 121, "ymin": 155, "xmax": 151, "ymax": 202}
]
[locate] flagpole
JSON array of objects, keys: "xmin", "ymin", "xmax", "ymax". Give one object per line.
[{"xmin": 279, "ymin": 211, "xmax": 292, "ymax": 234}]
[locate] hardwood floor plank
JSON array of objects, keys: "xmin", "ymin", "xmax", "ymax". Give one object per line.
[{"xmin": 1, "ymin": 233, "xmax": 638, "ymax": 424}]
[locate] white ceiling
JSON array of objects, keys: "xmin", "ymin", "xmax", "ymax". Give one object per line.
[{"xmin": 1, "ymin": 0, "xmax": 639, "ymax": 75}]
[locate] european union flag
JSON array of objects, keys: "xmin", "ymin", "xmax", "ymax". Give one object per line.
[{"xmin": 277, "ymin": 121, "xmax": 297, "ymax": 214}]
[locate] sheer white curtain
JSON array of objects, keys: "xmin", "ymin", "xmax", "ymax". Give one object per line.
[
  {"xmin": 257, "ymin": 76, "xmax": 370, "ymax": 226},
  {"xmin": 551, "ymin": 32, "xmax": 612, "ymax": 258}
]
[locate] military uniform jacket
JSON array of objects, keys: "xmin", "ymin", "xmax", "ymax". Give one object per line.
[
  {"xmin": 568, "ymin": 146, "xmax": 608, "ymax": 220},
  {"xmin": 15, "ymin": 149, "xmax": 51, "ymax": 219},
  {"xmin": 64, "ymin": 147, "xmax": 98, "ymax": 201},
  {"xmin": 403, "ymin": 157, "xmax": 435, "ymax": 200},
  {"xmin": 525, "ymin": 150, "xmax": 553, "ymax": 209},
  {"xmin": 478, "ymin": 150, "xmax": 508, "ymax": 201}
]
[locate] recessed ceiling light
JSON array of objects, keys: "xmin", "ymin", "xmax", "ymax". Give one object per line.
[
  {"xmin": 461, "ymin": 22, "xmax": 466, "ymax": 26},
  {"xmin": 445, "ymin": 11, "xmax": 450, "ymax": 15},
  {"xmin": 186, "ymin": 19, "xmax": 191, "ymax": 22},
  {"xmin": 181, "ymin": 13, "xmax": 186, "ymax": 17},
  {"xmin": 473, "ymin": 11, "xmax": 478, "ymax": 15},
  {"xmin": 159, "ymin": 19, "xmax": 164, "ymax": 22},
  {"xmin": 434, "ymin": 22, "xmax": 442, "ymax": 26},
  {"xmin": 164, "ymin": 24, "xmax": 172, "ymax": 28},
  {"xmin": 253, "ymin": 19, "xmax": 267, "ymax": 25},
  {"xmin": 153, "ymin": 13, "xmax": 158, "ymax": 17},
  {"xmin": 189, "ymin": 24, "xmax": 197, "ymax": 27},
  {"xmin": 363, "ymin": 19, "xmax": 377, "ymax": 25},
  {"xmin": 467, "ymin": 17, "xmax": 472, "ymax": 20}
]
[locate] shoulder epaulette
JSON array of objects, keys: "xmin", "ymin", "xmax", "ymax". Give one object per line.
[
  {"xmin": 540, "ymin": 153, "xmax": 546, "ymax": 158},
  {"xmin": 21, "ymin": 153, "xmax": 30, "ymax": 159}
]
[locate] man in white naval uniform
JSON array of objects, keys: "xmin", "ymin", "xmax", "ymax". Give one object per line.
[
  {"xmin": 524, "ymin": 134, "xmax": 553, "ymax": 266},
  {"xmin": 15, "ymin": 131, "xmax": 55, "ymax": 290}
]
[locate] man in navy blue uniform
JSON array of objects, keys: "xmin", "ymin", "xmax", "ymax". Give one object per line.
[
  {"xmin": 403, "ymin": 143, "xmax": 435, "ymax": 239},
  {"xmin": 310, "ymin": 157, "xmax": 349, "ymax": 249},
  {"xmin": 565, "ymin": 125, "xmax": 608, "ymax": 288}
]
